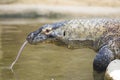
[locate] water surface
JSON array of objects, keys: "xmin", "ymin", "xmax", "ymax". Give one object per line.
[{"xmin": 0, "ymin": 23, "xmax": 96, "ymax": 80}]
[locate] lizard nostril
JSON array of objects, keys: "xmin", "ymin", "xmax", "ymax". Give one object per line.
[{"xmin": 30, "ymin": 33, "xmax": 34, "ymax": 38}]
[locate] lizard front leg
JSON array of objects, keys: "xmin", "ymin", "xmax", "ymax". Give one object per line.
[{"xmin": 93, "ymin": 45, "xmax": 115, "ymax": 80}]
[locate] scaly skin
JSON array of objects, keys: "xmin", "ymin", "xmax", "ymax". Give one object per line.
[{"xmin": 26, "ymin": 18, "xmax": 120, "ymax": 80}]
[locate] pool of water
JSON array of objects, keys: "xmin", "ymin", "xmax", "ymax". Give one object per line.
[{"xmin": 0, "ymin": 23, "xmax": 96, "ymax": 80}]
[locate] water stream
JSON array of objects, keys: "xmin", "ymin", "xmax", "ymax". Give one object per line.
[{"xmin": 0, "ymin": 23, "xmax": 96, "ymax": 80}]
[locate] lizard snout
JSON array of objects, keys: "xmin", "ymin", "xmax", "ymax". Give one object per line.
[{"xmin": 26, "ymin": 32, "xmax": 35, "ymax": 44}]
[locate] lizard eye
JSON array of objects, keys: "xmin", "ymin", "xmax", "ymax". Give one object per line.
[
  {"xmin": 46, "ymin": 29, "xmax": 51, "ymax": 33},
  {"xmin": 42, "ymin": 28, "xmax": 52, "ymax": 35}
]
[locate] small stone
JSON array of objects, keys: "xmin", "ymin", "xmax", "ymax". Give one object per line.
[
  {"xmin": 105, "ymin": 59, "xmax": 120, "ymax": 80},
  {"xmin": 51, "ymin": 78, "xmax": 55, "ymax": 80}
]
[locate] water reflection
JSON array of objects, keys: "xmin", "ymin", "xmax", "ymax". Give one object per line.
[
  {"xmin": 0, "ymin": 24, "xmax": 96, "ymax": 80},
  {"xmin": 1, "ymin": 68, "xmax": 18, "ymax": 80}
]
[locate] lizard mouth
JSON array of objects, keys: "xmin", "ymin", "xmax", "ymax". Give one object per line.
[{"xmin": 26, "ymin": 32, "xmax": 48, "ymax": 44}]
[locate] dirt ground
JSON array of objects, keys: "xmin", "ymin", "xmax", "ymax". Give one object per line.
[
  {"xmin": 0, "ymin": 0, "xmax": 120, "ymax": 24},
  {"xmin": 0, "ymin": 0, "xmax": 120, "ymax": 7}
]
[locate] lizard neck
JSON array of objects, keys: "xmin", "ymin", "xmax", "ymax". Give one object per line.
[
  {"xmin": 51, "ymin": 18, "xmax": 120, "ymax": 51},
  {"xmin": 60, "ymin": 19, "xmax": 107, "ymax": 50}
]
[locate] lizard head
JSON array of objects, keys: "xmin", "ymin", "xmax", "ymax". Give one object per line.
[{"xmin": 26, "ymin": 22, "xmax": 67, "ymax": 45}]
